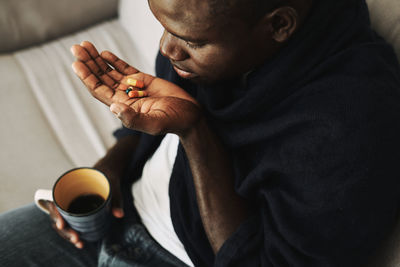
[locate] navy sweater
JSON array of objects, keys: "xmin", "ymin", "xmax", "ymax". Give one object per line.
[{"xmin": 116, "ymin": 0, "xmax": 400, "ymax": 266}]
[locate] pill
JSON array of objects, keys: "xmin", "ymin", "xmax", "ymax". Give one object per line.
[
  {"xmin": 137, "ymin": 91, "xmax": 146, "ymax": 97},
  {"xmin": 128, "ymin": 90, "xmax": 147, "ymax": 98},
  {"xmin": 126, "ymin": 78, "xmax": 144, "ymax": 88},
  {"xmin": 125, "ymin": 87, "xmax": 133, "ymax": 94},
  {"xmin": 128, "ymin": 91, "xmax": 136, "ymax": 98}
]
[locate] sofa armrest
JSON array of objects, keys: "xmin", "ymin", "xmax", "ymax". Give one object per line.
[{"xmin": 0, "ymin": 0, "xmax": 118, "ymax": 53}]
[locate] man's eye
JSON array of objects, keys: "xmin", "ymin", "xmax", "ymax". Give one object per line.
[{"xmin": 185, "ymin": 41, "xmax": 204, "ymax": 49}]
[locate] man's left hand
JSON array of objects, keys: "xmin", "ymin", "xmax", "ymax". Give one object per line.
[{"xmin": 71, "ymin": 41, "xmax": 201, "ymax": 136}]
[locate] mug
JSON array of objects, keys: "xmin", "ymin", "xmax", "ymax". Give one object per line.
[{"xmin": 34, "ymin": 167, "xmax": 112, "ymax": 242}]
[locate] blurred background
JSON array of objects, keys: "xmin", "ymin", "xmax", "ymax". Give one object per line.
[{"xmin": 0, "ymin": 0, "xmax": 163, "ymax": 212}]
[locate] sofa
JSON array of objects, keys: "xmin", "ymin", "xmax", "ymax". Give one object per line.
[
  {"xmin": 0, "ymin": 0, "xmax": 399, "ymax": 266},
  {"xmin": 0, "ymin": 0, "xmax": 162, "ymax": 212}
]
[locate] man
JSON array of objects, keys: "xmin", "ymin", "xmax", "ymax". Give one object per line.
[{"xmin": 1, "ymin": 0, "xmax": 400, "ymax": 266}]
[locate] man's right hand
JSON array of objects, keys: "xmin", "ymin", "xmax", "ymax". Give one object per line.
[
  {"xmin": 47, "ymin": 166, "xmax": 125, "ymax": 249},
  {"xmin": 47, "ymin": 134, "xmax": 139, "ymax": 248},
  {"xmin": 47, "ymin": 201, "xmax": 84, "ymax": 249}
]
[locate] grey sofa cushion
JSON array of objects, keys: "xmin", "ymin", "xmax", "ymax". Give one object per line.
[
  {"xmin": 0, "ymin": 19, "xmax": 142, "ymax": 212},
  {"xmin": 367, "ymin": 0, "xmax": 400, "ymax": 61},
  {"xmin": 0, "ymin": 0, "xmax": 118, "ymax": 53},
  {"xmin": 118, "ymin": 0, "xmax": 163, "ymax": 74}
]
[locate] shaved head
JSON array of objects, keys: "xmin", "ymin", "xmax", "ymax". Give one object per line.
[
  {"xmin": 207, "ymin": 0, "xmax": 286, "ymax": 24},
  {"xmin": 149, "ymin": 0, "xmax": 313, "ymax": 83}
]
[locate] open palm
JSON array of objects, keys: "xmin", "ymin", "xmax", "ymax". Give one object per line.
[{"xmin": 71, "ymin": 41, "xmax": 201, "ymax": 136}]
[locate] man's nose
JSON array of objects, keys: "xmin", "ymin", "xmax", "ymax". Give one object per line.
[{"xmin": 159, "ymin": 30, "xmax": 189, "ymax": 61}]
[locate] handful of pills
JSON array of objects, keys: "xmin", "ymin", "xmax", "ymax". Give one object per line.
[{"xmin": 124, "ymin": 78, "xmax": 147, "ymax": 98}]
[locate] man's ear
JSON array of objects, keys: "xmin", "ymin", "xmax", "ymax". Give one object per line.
[{"xmin": 264, "ymin": 6, "xmax": 298, "ymax": 43}]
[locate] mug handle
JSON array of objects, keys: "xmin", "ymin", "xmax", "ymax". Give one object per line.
[{"xmin": 34, "ymin": 189, "xmax": 53, "ymax": 214}]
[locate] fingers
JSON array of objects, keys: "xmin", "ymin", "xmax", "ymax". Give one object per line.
[
  {"xmin": 47, "ymin": 201, "xmax": 65, "ymax": 229},
  {"xmin": 71, "ymin": 41, "xmax": 147, "ymax": 106},
  {"xmin": 80, "ymin": 41, "xmax": 112, "ymax": 74},
  {"xmin": 110, "ymin": 102, "xmax": 159, "ymax": 135},
  {"xmin": 112, "ymin": 200, "xmax": 124, "ymax": 219},
  {"xmin": 51, "ymin": 224, "xmax": 84, "ymax": 249},
  {"xmin": 71, "ymin": 44, "xmax": 119, "ymax": 89},
  {"xmin": 48, "ymin": 202, "xmax": 84, "ymax": 249},
  {"xmin": 71, "ymin": 43, "xmax": 107, "ymax": 76},
  {"xmin": 81, "ymin": 41, "xmax": 126, "ymax": 82},
  {"xmin": 110, "ymin": 103, "xmax": 137, "ymax": 128},
  {"xmin": 107, "ymin": 174, "xmax": 124, "ymax": 219},
  {"xmin": 111, "ymin": 186, "xmax": 124, "ymax": 218},
  {"xmin": 101, "ymin": 50, "xmax": 139, "ymax": 76},
  {"xmin": 71, "ymin": 61, "xmax": 101, "ymax": 90},
  {"xmin": 72, "ymin": 61, "xmax": 114, "ymax": 105}
]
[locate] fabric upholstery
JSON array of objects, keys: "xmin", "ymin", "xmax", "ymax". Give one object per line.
[
  {"xmin": 118, "ymin": 0, "xmax": 163, "ymax": 75},
  {"xmin": 0, "ymin": 19, "xmax": 148, "ymax": 212},
  {"xmin": 0, "ymin": 0, "xmax": 118, "ymax": 53},
  {"xmin": 367, "ymin": 0, "xmax": 400, "ymax": 60}
]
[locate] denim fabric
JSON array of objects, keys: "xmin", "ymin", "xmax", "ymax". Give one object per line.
[
  {"xmin": 0, "ymin": 204, "xmax": 99, "ymax": 267},
  {"xmin": 99, "ymin": 219, "xmax": 189, "ymax": 267},
  {"xmin": 0, "ymin": 204, "xmax": 190, "ymax": 267}
]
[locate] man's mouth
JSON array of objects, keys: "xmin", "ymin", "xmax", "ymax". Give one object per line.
[{"xmin": 172, "ymin": 64, "xmax": 198, "ymax": 79}]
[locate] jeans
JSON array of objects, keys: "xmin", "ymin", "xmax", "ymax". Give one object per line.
[{"xmin": 0, "ymin": 204, "xmax": 190, "ymax": 267}]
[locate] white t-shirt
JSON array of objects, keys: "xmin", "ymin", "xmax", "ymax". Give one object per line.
[{"xmin": 132, "ymin": 134, "xmax": 194, "ymax": 266}]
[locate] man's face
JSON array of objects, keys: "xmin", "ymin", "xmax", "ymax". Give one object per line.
[{"xmin": 148, "ymin": 0, "xmax": 275, "ymax": 84}]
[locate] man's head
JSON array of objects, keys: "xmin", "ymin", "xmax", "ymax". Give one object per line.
[
  {"xmin": 207, "ymin": 0, "xmax": 283, "ymax": 26},
  {"xmin": 148, "ymin": 0, "xmax": 313, "ymax": 84}
]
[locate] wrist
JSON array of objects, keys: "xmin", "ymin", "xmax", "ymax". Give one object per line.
[
  {"xmin": 178, "ymin": 116, "xmax": 208, "ymax": 145},
  {"xmin": 93, "ymin": 161, "xmax": 115, "ymax": 176}
]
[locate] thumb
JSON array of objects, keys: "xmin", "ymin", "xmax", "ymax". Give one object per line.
[
  {"xmin": 110, "ymin": 102, "xmax": 138, "ymax": 130},
  {"xmin": 110, "ymin": 102, "xmax": 160, "ymax": 135},
  {"xmin": 109, "ymin": 175, "xmax": 124, "ymax": 219},
  {"xmin": 111, "ymin": 194, "xmax": 124, "ymax": 219}
]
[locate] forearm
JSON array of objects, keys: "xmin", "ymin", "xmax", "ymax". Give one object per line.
[
  {"xmin": 179, "ymin": 118, "xmax": 248, "ymax": 253},
  {"xmin": 94, "ymin": 134, "xmax": 140, "ymax": 179}
]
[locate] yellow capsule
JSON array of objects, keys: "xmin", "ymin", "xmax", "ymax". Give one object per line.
[
  {"xmin": 128, "ymin": 90, "xmax": 147, "ymax": 98},
  {"xmin": 128, "ymin": 91, "xmax": 135, "ymax": 98},
  {"xmin": 126, "ymin": 78, "xmax": 144, "ymax": 88}
]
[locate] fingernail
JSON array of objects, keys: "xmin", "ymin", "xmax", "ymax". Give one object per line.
[
  {"xmin": 113, "ymin": 208, "xmax": 124, "ymax": 218},
  {"xmin": 110, "ymin": 104, "xmax": 122, "ymax": 115},
  {"xmin": 70, "ymin": 235, "xmax": 78, "ymax": 243},
  {"xmin": 56, "ymin": 220, "xmax": 63, "ymax": 230},
  {"xmin": 76, "ymin": 242, "xmax": 83, "ymax": 249},
  {"xmin": 71, "ymin": 63, "xmax": 77, "ymax": 72},
  {"xmin": 70, "ymin": 45, "xmax": 79, "ymax": 55}
]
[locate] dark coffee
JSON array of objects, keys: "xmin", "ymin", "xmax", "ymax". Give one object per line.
[{"xmin": 67, "ymin": 194, "xmax": 105, "ymax": 214}]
